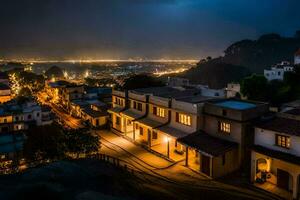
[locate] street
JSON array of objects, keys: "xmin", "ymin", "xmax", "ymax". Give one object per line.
[
  {"xmin": 97, "ymin": 130, "xmax": 283, "ymax": 200},
  {"xmin": 36, "ymin": 91, "xmax": 84, "ymax": 129}
]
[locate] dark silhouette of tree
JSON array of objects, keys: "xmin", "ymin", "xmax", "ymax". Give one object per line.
[
  {"xmin": 23, "ymin": 123, "xmax": 66, "ymax": 161},
  {"xmin": 122, "ymin": 74, "xmax": 164, "ymax": 90},
  {"xmin": 240, "ymin": 74, "xmax": 268, "ymax": 101},
  {"xmin": 65, "ymin": 128, "xmax": 100, "ymax": 158}
]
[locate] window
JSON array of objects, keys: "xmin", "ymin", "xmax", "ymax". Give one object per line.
[
  {"xmin": 28, "ymin": 115, "xmax": 32, "ymax": 120},
  {"xmin": 152, "ymin": 131, "xmax": 158, "ymax": 140},
  {"xmin": 133, "ymin": 101, "xmax": 142, "ymax": 111},
  {"xmin": 116, "ymin": 116, "xmax": 120, "ymax": 125},
  {"xmin": 3, "ymin": 118, "xmax": 7, "ymax": 123},
  {"xmin": 176, "ymin": 112, "xmax": 191, "ymax": 126},
  {"xmin": 137, "ymin": 103, "xmax": 142, "ymax": 111},
  {"xmin": 115, "ymin": 97, "xmax": 124, "ymax": 106},
  {"xmin": 37, "ymin": 112, "xmax": 40, "ymax": 117},
  {"xmin": 139, "ymin": 127, "xmax": 143, "ymax": 135},
  {"xmin": 222, "ymin": 109, "xmax": 227, "ymax": 116},
  {"xmin": 218, "ymin": 122, "xmax": 231, "ymax": 134},
  {"xmin": 276, "ymin": 134, "xmax": 290, "ymax": 149},
  {"xmin": 153, "ymin": 106, "xmax": 165, "ymax": 117}
]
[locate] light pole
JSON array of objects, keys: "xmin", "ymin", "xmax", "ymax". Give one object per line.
[{"xmin": 165, "ymin": 137, "xmax": 170, "ymax": 158}]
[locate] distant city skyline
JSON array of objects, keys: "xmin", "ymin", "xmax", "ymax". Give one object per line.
[{"xmin": 1, "ymin": 0, "xmax": 300, "ymax": 60}]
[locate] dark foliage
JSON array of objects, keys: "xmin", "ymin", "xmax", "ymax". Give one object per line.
[
  {"xmin": 45, "ymin": 66, "xmax": 64, "ymax": 79},
  {"xmin": 122, "ymin": 74, "xmax": 164, "ymax": 90},
  {"xmin": 181, "ymin": 60, "xmax": 250, "ymax": 89}
]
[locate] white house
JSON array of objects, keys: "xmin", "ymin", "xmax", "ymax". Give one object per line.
[
  {"xmin": 251, "ymin": 108, "xmax": 300, "ymax": 199},
  {"xmin": 264, "ymin": 61, "xmax": 294, "ymax": 81},
  {"xmin": 295, "ymin": 49, "xmax": 300, "ymax": 65}
]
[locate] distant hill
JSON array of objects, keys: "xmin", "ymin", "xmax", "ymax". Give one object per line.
[
  {"xmin": 45, "ymin": 66, "xmax": 64, "ymax": 79},
  {"xmin": 179, "ymin": 31, "xmax": 300, "ymax": 88},
  {"xmin": 180, "ymin": 60, "xmax": 250, "ymax": 89},
  {"xmin": 219, "ymin": 32, "xmax": 300, "ymax": 72}
]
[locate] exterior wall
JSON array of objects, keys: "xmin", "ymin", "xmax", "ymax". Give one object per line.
[
  {"xmin": 204, "ymin": 102, "xmax": 268, "ymax": 122},
  {"xmin": 84, "ymin": 115, "xmax": 107, "ymax": 127},
  {"xmin": 251, "ymin": 151, "xmax": 300, "ymax": 199},
  {"xmin": 0, "ymin": 116, "xmax": 13, "ymax": 124},
  {"xmin": 148, "ymin": 104, "xmax": 169, "ymax": 124},
  {"xmin": 112, "ymin": 96, "xmax": 126, "ymax": 108},
  {"xmin": 0, "ymin": 95, "xmax": 12, "ymax": 104},
  {"xmin": 295, "ymin": 55, "xmax": 300, "ymax": 65},
  {"xmin": 212, "ymin": 148, "xmax": 239, "ymax": 178},
  {"xmin": 264, "ymin": 68, "xmax": 284, "ymax": 81},
  {"xmin": 111, "ymin": 113, "xmax": 125, "ymax": 132},
  {"xmin": 129, "ymin": 99, "xmax": 147, "ymax": 116},
  {"xmin": 255, "ymin": 127, "xmax": 300, "ymax": 156},
  {"xmin": 0, "ymin": 89, "xmax": 11, "ymax": 96},
  {"xmin": 204, "ymin": 115, "xmax": 243, "ymax": 164},
  {"xmin": 169, "ymin": 111, "xmax": 198, "ymax": 133}
]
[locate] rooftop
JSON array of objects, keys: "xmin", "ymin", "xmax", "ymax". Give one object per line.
[
  {"xmin": 178, "ymin": 131, "xmax": 238, "ymax": 157},
  {"xmin": 214, "ymin": 100, "xmax": 257, "ymax": 110},
  {"xmin": 131, "ymin": 86, "xmax": 181, "ymax": 96},
  {"xmin": 256, "ymin": 117, "xmax": 300, "ymax": 136},
  {"xmin": 253, "ymin": 145, "xmax": 300, "ymax": 166}
]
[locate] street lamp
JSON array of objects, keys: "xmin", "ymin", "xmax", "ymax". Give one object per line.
[{"xmin": 165, "ymin": 136, "xmax": 170, "ymax": 158}]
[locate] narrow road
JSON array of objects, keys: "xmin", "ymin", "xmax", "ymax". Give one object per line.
[
  {"xmin": 97, "ymin": 130, "xmax": 283, "ymax": 200},
  {"xmin": 36, "ymin": 91, "xmax": 84, "ymax": 129}
]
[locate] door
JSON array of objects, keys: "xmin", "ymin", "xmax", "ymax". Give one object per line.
[
  {"xmin": 201, "ymin": 155, "xmax": 211, "ymax": 176},
  {"xmin": 277, "ymin": 169, "xmax": 289, "ymax": 190}
]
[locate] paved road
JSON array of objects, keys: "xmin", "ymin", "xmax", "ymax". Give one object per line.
[
  {"xmin": 97, "ymin": 130, "xmax": 283, "ymax": 200},
  {"xmin": 36, "ymin": 91, "xmax": 84, "ymax": 129}
]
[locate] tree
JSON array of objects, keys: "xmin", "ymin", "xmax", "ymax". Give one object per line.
[
  {"xmin": 65, "ymin": 128, "xmax": 100, "ymax": 158},
  {"xmin": 240, "ymin": 74, "xmax": 268, "ymax": 101},
  {"xmin": 23, "ymin": 123, "xmax": 66, "ymax": 161},
  {"xmin": 122, "ymin": 74, "xmax": 164, "ymax": 90}
]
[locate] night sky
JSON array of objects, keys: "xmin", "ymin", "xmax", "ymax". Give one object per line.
[{"xmin": 1, "ymin": 0, "xmax": 300, "ymax": 60}]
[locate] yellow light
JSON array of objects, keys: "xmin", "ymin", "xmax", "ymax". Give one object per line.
[{"xmin": 164, "ymin": 136, "xmax": 170, "ymax": 143}]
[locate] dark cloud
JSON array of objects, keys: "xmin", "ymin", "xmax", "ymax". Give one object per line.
[{"xmin": 0, "ymin": 0, "xmax": 299, "ymax": 60}]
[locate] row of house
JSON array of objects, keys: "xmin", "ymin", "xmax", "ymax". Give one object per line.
[
  {"xmin": 0, "ymin": 98, "xmax": 54, "ymax": 169},
  {"xmin": 45, "ymin": 80, "xmax": 111, "ymax": 128},
  {"xmin": 0, "ymin": 72, "xmax": 12, "ymax": 104},
  {"xmin": 109, "ymin": 86, "xmax": 300, "ymax": 199}
]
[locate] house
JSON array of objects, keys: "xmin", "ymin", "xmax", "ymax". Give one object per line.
[
  {"xmin": 264, "ymin": 61, "xmax": 294, "ymax": 81},
  {"xmin": 109, "ymin": 86, "xmax": 220, "ymax": 161},
  {"xmin": 179, "ymin": 99, "xmax": 269, "ymax": 177},
  {"xmin": 108, "ymin": 89, "xmax": 128, "ymax": 133},
  {"xmin": 61, "ymin": 84, "xmax": 85, "ymax": 111},
  {"xmin": 0, "ymin": 83, "xmax": 12, "ymax": 104},
  {"xmin": 0, "ymin": 72, "xmax": 9, "ymax": 86},
  {"xmin": 0, "ymin": 133, "xmax": 25, "ymax": 172},
  {"xmin": 251, "ymin": 108, "xmax": 300, "ymax": 199},
  {"xmin": 41, "ymin": 105, "xmax": 54, "ymax": 126},
  {"xmin": 226, "ymin": 83, "xmax": 241, "ymax": 98},
  {"xmin": 295, "ymin": 48, "xmax": 300, "ymax": 65}
]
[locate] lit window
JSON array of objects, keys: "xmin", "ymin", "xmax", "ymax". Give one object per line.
[
  {"xmin": 219, "ymin": 122, "xmax": 231, "ymax": 134},
  {"xmin": 276, "ymin": 134, "xmax": 290, "ymax": 149},
  {"xmin": 153, "ymin": 106, "xmax": 165, "ymax": 117},
  {"xmin": 176, "ymin": 112, "xmax": 191, "ymax": 126}
]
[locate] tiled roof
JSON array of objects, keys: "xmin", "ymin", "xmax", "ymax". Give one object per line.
[
  {"xmin": 178, "ymin": 131, "xmax": 238, "ymax": 156},
  {"xmin": 252, "ymin": 145, "xmax": 300, "ymax": 166},
  {"xmin": 256, "ymin": 117, "xmax": 300, "ymax": 136}
]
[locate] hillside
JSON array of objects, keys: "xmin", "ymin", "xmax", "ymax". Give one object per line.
[
  {"xmin": 180, "ymin": 60, "xmax": 250, "ymax": 89},
  {"xmin": 221, "ymin": 32, "xmax": 300, "ymax": 73},
  {"xmin": 179, "ymin": 31, "xmax": 300, "ymax": 88}
]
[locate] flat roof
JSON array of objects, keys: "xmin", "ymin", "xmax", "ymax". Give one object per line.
[
  {"xmin": 131, "ymin": 87, "xmax": 180, "ymax": 96},
  {"xmin": 256, "ymin": 117, "xmax": 300, "ymax": 136},
  {"xmin": 178, "ymin": 132, "xmax": 238, "ymax": 157},
  {"xmin": 214, "ymin": 100, "xmax": 257, "ymax": 110}
]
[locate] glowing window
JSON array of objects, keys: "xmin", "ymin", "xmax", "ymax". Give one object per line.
[
  {"xmin": 276, "ymin": 134, "xmax": 290, "ymax": 149},
  {"xmin": 219, "ymin": 122, "xmax": 231, "ymax": 134},
  {"xmin": 153, "ymin": 106, "xmax": 165, "ymax": 118},
  {"xmin": 176, "ymin": 112, "xmax": 191, "ymax": 126}
]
